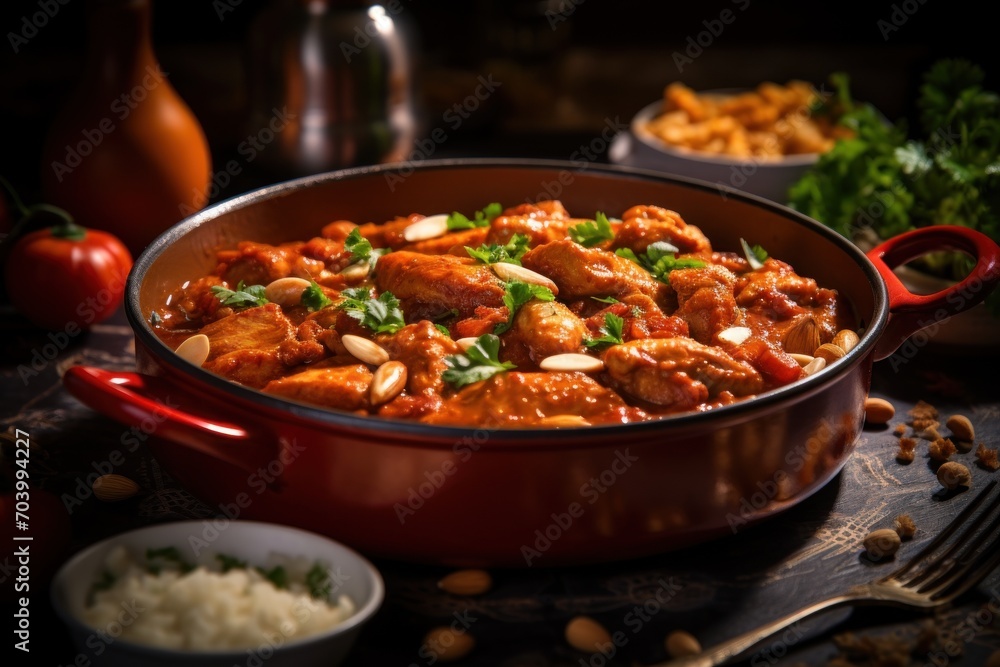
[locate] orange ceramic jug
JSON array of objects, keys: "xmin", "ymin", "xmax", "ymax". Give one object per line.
[{"xmin": 40, "ymin": 0, "xmax": 212, "ymax": 255}]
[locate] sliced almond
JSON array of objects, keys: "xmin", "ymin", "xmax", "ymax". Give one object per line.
[
  {"xmin": 175, "ymin": 334, "xmax": 210, "ymax": 366},
  {"xmin": 455, "ymin": 337, "xmax": 479, "ymax": 351},
  {"xmin": 864, "ymin": 397, "xmax": 895, "ymax": 424},
  {"xmin": 402, "ymin": 214, "xmax": 449, "ymax": 242},
  {"xmin": 538, "ymin": 415, "xmax": 591, "ymax": 428},
  {"xmin": 789, "ymin": 353, "xmax": 815, "ymax": 367},
  {"xmin": 784, "ymin": 317, "xmax": 820, "ymax": 355},
  {"xmin": 539, "ymin": 353, "xmax": 604, "ymax": 373},
  {"xmin": 832, "ymin": 329, "xmax": 860, "ymax": 354},
  {"xmin": 437, "ymin": 569, "xmax": 493, "ymax": 596},
  {"xmin": 802, "ymin": 356, "xmax": 826, "ymax": 376},
  {"xmin": 264, "ymin": 277, "xmax": 312, "ymax": 307},
  {"xmin": 717, "ymin": 326, "xmax": 751, "ymax": 346},
  {"xmin": 371, "ymin": 360, "xmax": 407, "ymax": 405},
  {"xmin": 93, "ymin": 474, "xmax": 140, "ymax": 502},
  {"xmin": 340, "ymin": 263, "xmax": 370, "ymax": 280},
  {"xmin": 491, "ymin": 262, "xmax": 559, "ymax": 295},
  {"xmin": 422, "ymin": 626, "xmax": 475, "ymax": 662},
  {"xmin": 565, "ymin": 616, "xmax": 612, "ymax": 653},
  {"xmin": 813, "ymin": 343, "xmax": 846, "ymax": 364},
  {"xmin": 341, "ymin": 334, "xmax": 390, "ymax": 366}
]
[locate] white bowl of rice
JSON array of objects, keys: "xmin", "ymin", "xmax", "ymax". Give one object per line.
[{"xmin": 50, "ymin": 520, "xmax": 384, "ymax": 667}]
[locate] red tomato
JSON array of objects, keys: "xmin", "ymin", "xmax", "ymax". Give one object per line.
[{"xmin": 3, "ymin": 218, "xmax": 133, "ymax": 331}]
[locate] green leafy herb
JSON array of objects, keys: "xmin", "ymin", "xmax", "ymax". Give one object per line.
[
  {"xmin": 740, "ymin": 238, "xmax": 768, "ymax": 269},
  {"xmin": 344, "ymin": 227, "xmax": 387, "ymax": 270},
  {"xmin": 434, "ymin": 323, "xmax": 451, "ymax": 336},
  {"xmin": 146, "ymin": 546, "xmax": 193, "ymax": 573},
  {"xmin": 442, "ymin": 334, "xmax": 516, "ymax": 388},
  {"xmin": 306, "ymin": 563, "xmax": 332, "ymax": 599},
  {"xmin": 211, "ymin": 280, "xmax": 269, "ymax": 308},
  {"xmin": 301, "ymin": 281, "xmax": 334, "ymax": 311},
  {"xmin": 256, "ymin": 565, "xmax": 289, "ymax": 590},
  {"xmin": 465, "ymin": 234, "xmax": 531, "ymax": 265},
  {"xmin": 447, "ymin": 202, "xmax": 503, "ymax": 230},
  {"xmin": 569, "ymin": 212, "xmax": 615, "ymax": 247},
  {"xmin": 337, "ymin": 288, "xmax": 406, "ymax": 334},
  {"xmin": 585, "ymin": 313, "xmax": 625, "ymax": 349},
  {"xmin": 615, "ymin": 241, "xmax": 705, "ymax": 283},
  {"xmin": 494, "ymin": 280, "xmax": 556, "ymax": 334},
  {"xmin": 216, "ymin": 554, "xmax": 247, "ymax": 572},
  {"xmin": 591, "ymin": 296, "xmax": 620, "ymax": 304}
]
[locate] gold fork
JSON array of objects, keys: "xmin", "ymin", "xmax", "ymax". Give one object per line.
[{"xmin": 658, "ymin": 479, "xmax": 1000, "ymax": 667}]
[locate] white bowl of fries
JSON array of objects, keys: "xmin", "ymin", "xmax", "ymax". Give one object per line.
[{"xmin": 613, "ymin": 81, "xmax": 852, "ymax": 205}]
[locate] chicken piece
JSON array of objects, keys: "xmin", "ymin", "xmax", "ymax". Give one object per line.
[
  {"xmin": 453, "ymin": 306, "xmax": 508, "ymax": 339},
  {"xmin": 613, "ymin": 205, "xmax": 712, "ymax": 256},
  {"xmin": 670, "ymin": 264, "xmax": 741, "ymax": 344},
  {"xmin": 214, "ymin": 241, "xmax": 305, "ymax": 286},
  {"xmin": 378, "ymin": 320, "xmax": 462, "ymax": 395},
  {"xmin": 486, "ymin": 201, "xmax": 571, "ymax": 246},
  {"xmin": 374, "ymin": 251, "xmax": 505, "ymax": 321},
  {"xmin": 199, "ymin": 304, "xmax": 295, "ymax": 360},
  {"xmin": 521, "ymin": 238, "xmax": 669, "ymax": 305},
  {"xmin": 402, "ymin": 227, "xmax": 490, "ymax": 255},
  {"xmin": 588, "ymin": 294, "xmax": 688, "ymax": 341},
  {"xmin": 203, "ymin": 349, "xmax": 289, "ymax": 389},
  {"xmin": 504, "ymin": 300, "xmax": 587, "ymax": 367},
  {"xmin": 605, "ymin": 338, "xmax": 764, "ymax": 411},
  {"xmin": 355, "ymin": 214, "xmax": 421, "ymax": 250},
  {"xmin": 424, "ymin": 372, "xmax": 640, "ymax": 426},
  {"xmin": 734, "ymin": 259, "xmax": 822, "ymax": 321},
  {"xmin": 262, "ymin": 363, "xmax": 372, "ymax": 411}
]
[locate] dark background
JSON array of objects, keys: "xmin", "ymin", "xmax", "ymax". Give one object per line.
[{"xmin": 0, "ymin": 0, "xmax": 995, "ymax": 210}]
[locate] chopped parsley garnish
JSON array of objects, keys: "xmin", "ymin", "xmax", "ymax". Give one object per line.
[
  {"xmin": 591, "ymin": 296, "xmax": 620, "ymax": 304},
  {"xmin": 434, "ymin": 323, "xmax": 451, "ymax": 336},
  {"xmin": 344, "ymin": 227, "xmax": 388, "ymax": 270},
  {"xmin": 616, "ymin": 241, "xmax": 705, "ymax": 283},
  {"xmin": 585, "ymin": 313, "xmax": 625, "ymax": 349},
  {"xmin": 494, "ymin": 280, "xmax": 556, "ymax": 334},
  {"xmin": 569, "ymin": 212, "xmax": 615, "ymax": 247},
  {"xmin": 740, "ymin": 238, "xmax": 768, "ymax": 270},
  {"xmin": 216, "ymin": 554, "xmax": 247, "ymax": 572},
  {"xmin": 146, "ymin": 546, "xmax": 194, "ymax": 573},
  {"xmin": 447, "ymin": 202, "xmax": 503, "ymax": 230},
  {"xmin": 256, "ymin": 565, "xmax": 289, "ymax": 590},
  {"xmin": 465, "ymin": 233, "xmax": 531, "ymax": 265},
  {"xmin": 301, "ymin": 280, "xmax": 334, "ymax": 311},
  {"xmin": 442, "ymin": 334, "xmax": 516, "ymax": 388},
  {"xmin": 337, "ymin": 287, "xmax": 405, "ymax": 334},
  {"xmin": 306, "ymin": 563, "xmax": 332, "ymax": 599},
  {"xmin": 211, "ymin": 280, "xmax": 269, "ymax": 308}
]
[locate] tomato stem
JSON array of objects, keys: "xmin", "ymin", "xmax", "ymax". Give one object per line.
[{"xmin": 36, "ymin": 205, "xmax": 86, "ymax": 240}]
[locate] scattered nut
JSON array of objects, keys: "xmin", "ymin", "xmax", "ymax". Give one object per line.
[
  {"xmin": 93, "ymin": 474, "xmax": 140, "ymax": 502},
  {"xmin": 784, "ymin": 317, "xmax": 821, "ymax": 355},
  {"xmin": 341, "ymin": 334, "xmax": 390, "ymax": 366},
  {"xmin": 565, "ymin": 616, "xmax": 612, "ymax": 653},
  {"xmin": 403, "ymin": 214, "xmax": 449, "ymax": 242},
  {"xmin": 421, "ymin": 626, "xmax": 475, "ymax": 662},
  {"xmin": 174, "ymin": 334, "xmax": 210, "ymax": 367},
  {"xmin": 665, "ymin": 630, "xmax": 701, "ymax": 658},
  {"xmin": 370, "ymin": 361, "xmax": 408, "ymax": 406},
  {"xmin": 538, "ymin": 415, "xmax": 591, "ymax": 427},
  {"xmin": 437, "ymin": 569, "xmax": 493, "ymax": 596},
  {"xmin": 928, "ymin": 437, "xmax": 957, "ymax": 462},
  {"xmin": 832, "ymin": 329, "xmax": 860, "ymax": 354},
  {"xmin": 945, "ymin": 414, "xmax": 975, "ymax": 442},
  {"xmin": 491, "ymin": 262, "xmax": 560, "ymax": 295},
  {"xmin": 717, "ymin": 326, "xmax": 751, "ymax": 346},
  {"xmin": 539, "ymin": 353, "xmax": 604, "ymax": 373},
  {"xmin": 802, "ymin": 356, "xmax": 826, "ymax": 376},
  {"xmin": 813, "ymin": 343, "xmax": 846, "ymax": 364},
  {"xmin": 864, "ymin": 397, "xmax": 895, "ymax": 425},
  {"xmin": 975, "ymin": 443, "xmax": 999, "ymax": 471},
  {"xmin": 264, "ymin": 277, "xmax": 311, "ymax": 307},
  {"xmin": 894, "ymin": 514, "xmax": 916, "ymax": 540},
  {"xmin": 863, "ymin": 528, "xmax": 901, "ymax": 561},
  {"xmin": 937, "ymin": 461, "xmax": 972, "ymax": 490},
  {"xmin": 789, "ymin": 353, "xmax": 814, "ymax": 367}
]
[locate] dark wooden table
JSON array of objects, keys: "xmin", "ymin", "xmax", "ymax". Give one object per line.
[{"xmin": 3, "ymin": 292, "xmax": 1000, "ymax": 666}]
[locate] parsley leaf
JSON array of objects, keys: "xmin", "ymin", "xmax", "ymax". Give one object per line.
[
  {"xmin": 569, "ymin": 212, "xmax": 615, "ymax": 247},
  {"xmin": 465, "ymin": 233, "xmax": 531, "ymax": 265},
  {"xmin": 216, "ymin": 554, "xmax": 247, "ymax": 572},
  {"xmin": 591, "ymin": 296, "xmax": 620, "ymax": 304},
  {"xmin": 337, "ymin": 288, "xmax": 406, "ymax": 334},
  {"xmin": 447, "ymin": 202, "xmax": 503, "ymax": 230},
  {"xmin": 301, "ymin": 281, "xmax": 334, "ymax": 311},
  {"xmin": 256, "ymin": 565, "xmax": 289, "ymax": 590},
  {"xmin": 344, "ymin": 227, "xmax": 387, "ymax": 270},
  {"xmin": 211, "ymin": 280, "xmax": 269, "ymax": 308},
  {"xmin": 585, "ymin": 313, "xmax": 625, "ymax": 349},
  {"xmin": 306, "ymin": 563, "xmax": 332, "ymax": 599},
  {"xmin": 615, "ymin": 242, "xmax": 705, "ymax": 283},
  {"xmin": 740, "ymin": 238, "xmax": 768, "ymax": 269},
  {"xmin": 442, "ymin": 334, "xmax": 516, "ymax": 388},
  {"xmin": 494, "ymin": 280, "xmax": 556, "ymax": 334},
  {"xmin": 434, "ymin": 323, "xmax": 451, "ymax": 336},
  {"xmin": 146, "ymin": 546, "xmax": 194, "ymax": 573}
]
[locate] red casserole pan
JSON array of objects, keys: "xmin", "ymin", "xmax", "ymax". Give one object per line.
[{"xmin": 63, "ymin": 160, "xmax": 1000, "ymax": 567}]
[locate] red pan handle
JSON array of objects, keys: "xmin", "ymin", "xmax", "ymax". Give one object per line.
[
  {"xmin": 867, "ymin": 225, "xmax": 1000, "ymax": 360},
  {"xmin": 63, "ymin": 366, "xmax": 278, "ymax": 474}
]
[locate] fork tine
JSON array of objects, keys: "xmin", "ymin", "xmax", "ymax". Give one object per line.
[
  {"xmin": 920, "ymin": 508, "xmax": 1000, "ymax": 601},
  {"xmin": 880, "ymin": 479, "xmax": 999, "ymax": 586}
]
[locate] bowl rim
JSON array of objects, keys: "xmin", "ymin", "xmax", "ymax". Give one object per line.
[
  {"xmin": 126, "ymin": 158, "xmax": 889, "ymax": 443},
  {"xmin": 630, "ymin": 98, "xmax": 823, "ymax": 167},
  {"xmin": 49, "ymin": 519, "xmax": 385, "ymax": 658}
]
